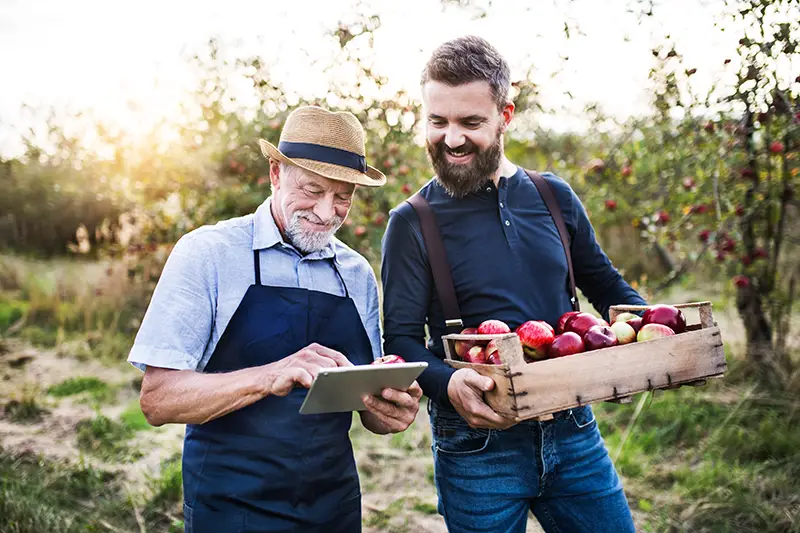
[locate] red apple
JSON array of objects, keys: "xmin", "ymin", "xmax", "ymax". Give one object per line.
[
  {"xmin": 548, "ymin": 332, "xmax": 585, "ymax": 358},
  {"xmin": 583, "ymin": 325, "xmax": 619, "ymax": 351},
  {"xmin": 733, "ymin": 275, "xmax": 750, "ymax": 288},
  {"xmin": 605, "ymin": 199, "xmax": 617, "ymax": 211},
  {"xmin": 516, "ymin": 320, "xmax": 555, "ymax": 361},
  {"xmin": 464, "ymin": 345, "xmax": 488, "ymax": 364},
  {"xmin": 557, "ymin": 311, "xmax": 581, "ymax": 334},
  {"xmin": 656, "ymin": 210, "xmax": 670, "ymax": 225},
  {"xmin": 769, "ymin": 141, "xmax": 784, "ymax": 154},
  {"xmin": 682, "ymin": 177, "xmax": 696, "ymax": 190},
  {"xmin": 454, "ymin": 328, "xmax": 479, "ymax": 358},
  {"xmin": 371, "ymin": 354, "xmax": 406, "ymax": 365},
  {"xmin": 637, "ymin": 323, "xmax": 675, "ymax": 342},
  {"xmin": 704, "ymin": 121, "xmax": 715, "ymax": 133},
  {"xmin": 621, "ymin": 166, "xmax": 632, "ymax": 178},
  {"xmin": 698, "ymin": 229, "xmax": 711, "ymax": 242},
  {"xmin": 598, "ymin": 318, "xmax": 610, "ymax": 327},
  {"xmin": 626, "ymin": 317, "xmax": 643, "ymax": 333},
  {"xmin": 613, "ymin": 312, "xmax": 639, "ymax": 323},
  {"xmin": 486, "ymin": 340, "xmax": 502, "ymax": 365},
  {"xmin": 641, "ymin": 304, "xmax": 687, "ymax": 334},
  {"xmin": 565, "ymin": 313, "xmax": 602, "ymax": 338},
  {"xmin": 478, "ymin": 319, "xmax": 511, "ymax": 335},
  {"xmin": 401, "ymin": 184, "xmax": 412, "ymax": 194},
  {"xmin": 610, "ymin": 321, "xmax": 636, "ymax": 345}
]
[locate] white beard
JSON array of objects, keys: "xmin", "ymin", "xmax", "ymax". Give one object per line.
[{"xmin": 281, "ymin": 202, "xmax": 344, "ymax": 253}]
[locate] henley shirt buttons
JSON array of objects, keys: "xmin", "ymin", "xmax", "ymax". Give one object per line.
[
  {"xmin": 500, "ymin": 202, "xmax": 505, "ymax": 208},
  {"xmin": 505, "ymin": 220, "xmax": 511, "ymax": 226}
]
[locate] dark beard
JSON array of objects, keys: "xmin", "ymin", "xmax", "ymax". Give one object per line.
[{"xmin": 427, "ymin": 128, "xmax": 503, "ymax": 199}]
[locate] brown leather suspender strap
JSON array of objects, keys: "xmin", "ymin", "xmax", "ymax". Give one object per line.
[
  {"xmin": 406, "ymin": 193, "xmax": 464, "ymax": 333},
  {"xmin": 525, "ymin": 170, "xmax": 580, "ymax": 311},
  {"xmin": 406, "ymin": 170, "xmax": 580, "ymax": 333}
]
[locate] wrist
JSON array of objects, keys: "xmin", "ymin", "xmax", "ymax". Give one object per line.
[{"xmin": 253, "ymin": 364, "xmax": 276, "ymax": 398}]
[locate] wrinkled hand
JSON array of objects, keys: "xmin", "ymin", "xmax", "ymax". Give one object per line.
[
  {"xmin": 266, "ymin": 343, "xmax": 352, "ymax": 396},
  {"xmin": 361, "ymin": 381, "xmax": 423, "ymax": 433},
  {"xmin": 447, "ymin": 368, "xmax": 516, "ymax": 430}
]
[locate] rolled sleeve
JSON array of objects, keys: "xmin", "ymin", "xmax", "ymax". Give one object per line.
[{"xmin": 127, "ymin": 232, "xmax": 217, "ymax": 372}]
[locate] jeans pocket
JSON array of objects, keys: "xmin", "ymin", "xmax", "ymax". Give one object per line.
[
  {"xmin": 568, "ymin": 405, "xmax": 597, "ymax": 430},
  {"xmin": 433, "ymin": 418, "xmax": 493, "ymax": 455}
]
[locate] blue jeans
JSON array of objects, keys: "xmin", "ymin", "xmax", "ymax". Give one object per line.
[{"xmin": 429, "ymin": 402, "xmax": 636, "ymax": 533}]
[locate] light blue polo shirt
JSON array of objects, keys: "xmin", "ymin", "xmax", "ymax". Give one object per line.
[{"xmin": 128, "ymin": 198, "xmax": 382, "ymax": 372}]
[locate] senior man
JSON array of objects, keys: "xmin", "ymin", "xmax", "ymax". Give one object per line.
[{"xmin": 129, "ymin": 106, "xmax": 422, "ymax": 533}]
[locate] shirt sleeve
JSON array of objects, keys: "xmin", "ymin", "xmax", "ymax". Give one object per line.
[
  {"xmin": 127, "ymin": 232, "xmax": 217, "ymax": 372},
  {"xmin": 364, "ymin": 265, "xmax": 383, "ymax": 362},
  {"xmin": 557, "ymin": 178, "xmax": 648, "ymax": 319},
  {"xmin": 381, "ymin": 208, "xmax": 456, "ymax": 405}
]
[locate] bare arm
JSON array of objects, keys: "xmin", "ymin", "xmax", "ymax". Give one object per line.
[{"xmin": 139, "ymin": 343, "xmax": 351, "ymax": 426}]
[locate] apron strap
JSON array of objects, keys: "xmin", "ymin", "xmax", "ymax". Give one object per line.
[
  {"xmin": 253, "ymin": 250, "xmax": 262, "ymax": 286},
  {"xmin": 331, "ymin": 259, "xmax": 350, "ymax": 299}
]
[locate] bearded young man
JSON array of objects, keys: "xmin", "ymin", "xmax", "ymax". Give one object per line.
[
  {"xmin": 129, "ymin": 106, "xmax": 422, "ymax": 533},
  {"xmin": 381, "ymin": 36, "xmax": 646, "ymax": 532}
]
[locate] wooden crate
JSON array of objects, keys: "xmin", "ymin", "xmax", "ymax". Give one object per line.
[{"xmin": 442, "ymin": 301, "xmax": 727, "ymax": 422}]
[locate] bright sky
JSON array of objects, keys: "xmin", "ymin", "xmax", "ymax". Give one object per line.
[{"xmin": 0, "ymin": 0, "xmax": 738, "ymax": 157}]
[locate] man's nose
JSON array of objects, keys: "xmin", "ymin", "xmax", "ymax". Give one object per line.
[
  {"xmin": 312, "ymin": 195, "xmax": 336, "ymax": 223},
  {"xmin": 444, "ymin": 126, "xmax": 466, "ymax": 149}
]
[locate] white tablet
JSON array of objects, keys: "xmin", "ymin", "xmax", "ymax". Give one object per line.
[{"xmin": 299, "ymin": 362, "xmax": 428, "ymax": 415}]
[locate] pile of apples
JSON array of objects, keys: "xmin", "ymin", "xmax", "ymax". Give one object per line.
[{"xmin": 454, "ymin": 304, "xmax": 687, "ymax": 365}]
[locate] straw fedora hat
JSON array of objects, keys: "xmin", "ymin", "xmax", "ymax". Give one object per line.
[{"xmin": 259, "ymin": 106, "xmax": 386, "ymax": 187}]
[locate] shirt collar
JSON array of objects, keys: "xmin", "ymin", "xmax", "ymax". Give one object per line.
[{"xmin": 252, "ymin": 197, "xmax": 336, "ymax": 260}]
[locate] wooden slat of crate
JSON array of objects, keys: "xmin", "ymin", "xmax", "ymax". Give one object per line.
[
  {"xmin": 444, "ymin": 359, "xmax": 518, "ymax": 417},
  {"xmin": 442, "ymin": 333, "xmax": 525, "ymax": 366},
  {"xmin": 609, "ymin": 301, "xmax": 714, "ymax": 328},
  {"xmin": 508, "ymin": 325, "xmax": 726, "ymax": 419}
]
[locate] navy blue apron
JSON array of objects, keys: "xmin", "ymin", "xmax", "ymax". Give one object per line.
[{"xmin": 182, "ymin": 248, "xmax": 373, "ymax": 533}]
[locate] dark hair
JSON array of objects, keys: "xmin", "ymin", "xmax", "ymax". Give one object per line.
[{"xmin": 421, "ymin": 36, "xmax": 511, "ymax": 111}]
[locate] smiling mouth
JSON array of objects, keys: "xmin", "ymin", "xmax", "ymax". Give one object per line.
[
  {"xmin": 301, "ymin": 218, "xmax": 331, "ymax": 231},
  {"xmin": 445, "ymin": 148, "xmax": 474, "ymax": 162}
]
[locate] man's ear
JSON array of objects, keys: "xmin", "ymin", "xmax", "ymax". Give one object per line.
[
  {"xmin": 269, "ymin": 159, "xmax": 282, "ymax": 190},
  {"xmin": 501, "ymin": 101, "xmax": 515, "ymax": 132}
]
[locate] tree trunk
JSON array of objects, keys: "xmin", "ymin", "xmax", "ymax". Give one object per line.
[{"xmin": 736, "ymin": 284, "xmax": 790, "ymax": 385}]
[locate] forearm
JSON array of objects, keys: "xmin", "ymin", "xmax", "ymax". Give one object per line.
[
  {"xmin": 583, "ymin": 273, "xmax": 648, "ymax": 320},
  {"xmin": 140, "ymin": 366, "xmax": 269, "ymax": 426},
  {"xmin": 385, "ymin": 335, "xmax": 455, "ymax": 405}
]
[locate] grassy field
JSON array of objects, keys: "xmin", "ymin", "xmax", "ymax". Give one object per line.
[{"xmin": 1, "ymin": 254, "xmax": 799, "ymax": 532}]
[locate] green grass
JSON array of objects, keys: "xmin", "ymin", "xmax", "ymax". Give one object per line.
[
  {"xmin": 146, "ymin": 454, "xmax": 183, "ymax": 512},
  {"xmin": 19, "ymin": 325, "xmax": 59, "ymax": 348},
  {"xmin": 3, "ymin": 386, "xmax": 47, "ymax": 424},
  {"xmin": 0, "ymin": 297, "xmax": 27, "ymax": 331},
  {"xmin": 120, "ymin": 399, "xmax": 151, "ymax": 432},
  {"xmin": 75, "ymin": 414, "xmax": 140, "ymax": 460},
  {"xmin": 3, "ymin": 398, "xmax": 46, "ymax": 424},
  {"xmin": 47, "ymin": 376, "xmax": 108, "ymax": 397},
  {"xmin": 0, "ymin": 448, "xmax": 183, "ymax": 533},
  {"xmin": 592, "ymin": 376, "xmax": 800, "ymax": 533}
]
